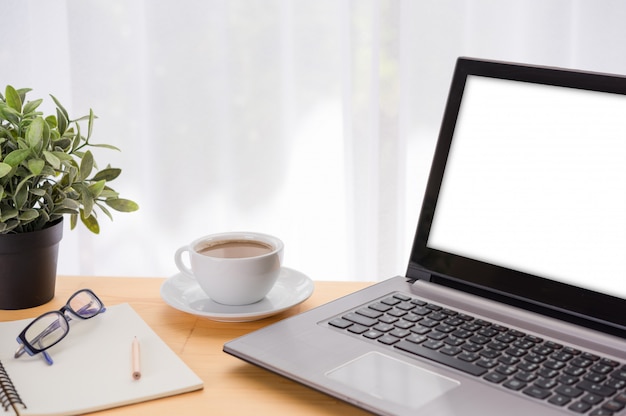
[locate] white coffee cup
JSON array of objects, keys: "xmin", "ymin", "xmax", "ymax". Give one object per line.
[{"xmin": 174, "ymin": 232, "xmax": 284, "ymax": 305}]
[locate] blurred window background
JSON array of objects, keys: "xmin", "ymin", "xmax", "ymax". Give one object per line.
[{"xmin": 2, "ymin": 0, "xmax": 625, "ymax": 280}]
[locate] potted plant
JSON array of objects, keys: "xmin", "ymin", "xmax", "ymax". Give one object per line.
[{"xmin": 0, "ymin": 85, "xmax": 138, "ymax": 309}]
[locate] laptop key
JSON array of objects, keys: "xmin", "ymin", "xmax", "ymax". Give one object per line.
[
  {"xmin": 378, "ymin": 315, "xmax": 398, "ymax": 324},
  {"xmin": 423, "ymin": 340, "xmax": 444, "ymax": 350},
  {"xmin": 348, "ymin": 324, "xmax": 369, "ymax": 334},
  {"xmin": 503, "ymin": 379, "xmax": 526, "ymax": 391},
  {"xmin": 373, "ymin": 323, "xmax": 395, "ymax": 332},
  {"xmin": 389, "ymin": 328, "xmax": 411, "ymax": 338},
  {"xmin": 568, "ymin": 401, "xmax": 592, "ymax": 413},
  {"xmin": 369, "ymin": 302, "xmax": 392, "ymax": 313},
  {"xmin": 395, "ymin": 319, "xmax": 416, "ymax": 329},
  {"xmin": 378, "ymin": 334, "xmax": 401, "ymax": 345},
  {"xmin": 329, "ymin": 318, "xmax": 352, "ymax": 329},
  {"xmin": 581, "ymin": 393, "xmax": 604, "ymax": 405},
  {"xmin": 363, "ymin": 329, "xmax": 384, "ymax": 339},
  {"xmin": 581, "ymin": 352, "xmax": 600, "ymax": 361},
  {"xmin": 591, "ymin": 363, "xmax": 615, "ymax": 375},
  {"xmin": 534, "ymin": 377, "xmax": 558, "ymax": 390},
  {"xmin": 419, "ymin": 318, "xmax": 439, "ymax": 328},
  {"xmin": 537, "ymin": 367, "xmax": 559, "ymax": 379},
  {"xmin": 576, "ymin": 380, "xmax": 616, "ymax": 397},
  {"xmin": 558, "ymin": 374, "xmax": 580, "ymax": 385},
  {"xmin": 605, "ymin": 377, "xmax": 625, "ymax": 390},
  {"xmin": 444, "ymin": 336, "xmax": 465, "ymax": 347},
  {"xmin": 357, "ymin": 307, "xmax": 383, "ymax": 319},
  {"xmin": 602, "ymin": 399, "xmax": 625, "ymax": 413},
  {"xmin": 410, "ymin": 325, "xmax": 430, "ymax": 335},
  {"xmin": 563, "ymin": 346, "xmax": 582, "ymax": 356},
  {"xmin": 565, "ymin": 365, "xmax": 587, "ymax": 377},
  {"xmin": 388, "ymin": 308, "xmax": 408, "ymax": 318},
  {"xmin": 381, "ymin": 297, "xmax": 401, "ymax": 306},
  {"xmin": 343, "ymin": 313, "xmax": 377, "ymax": 327},
  {"xmin": 440, "ymin": 346, "xmax": 462, "ymax": 356},
  {"xmin": 406, "ymin": 334, "xmax": 427, "ymax": 344},
  {"xmin": 552, "ymin": 351, "xmax": 574, "ymax": 362},
  {"xmin": 396, "ymin": 301, "xmax": 416, "ymax": 311},
  {"xmin": 544, "ymin": 340, "xmax": 563, "ymax": 350},
  {"xmin": 548, "ymin": 394, "xmax": 571, "ymax": 407},
  {"xmin": 452, "ymin": 328, "xmax": 473, "ymax": 339},
  {"xmin": 555, "ymin": 385, "xmax": 584, "ymax": 398},
  {"xmin": 544, "ymin": 359, "xmax": 567, "ymax": 371},
  {"xmin": 612, "ymin": 367, "xmax": 626, "ymax": 381},
  {"xmin": 495, "ymin": 365, "xmax": 517, "ymax": 376},
  {"xmin": 476, "ymin": 358, "xmax": 498, "ymax": 369},
  {"xmin": 600, "ymin": 358, "xmax": 620, "ymax": 368},
  {"xmin": 484, "ymin": 371, "xmax": 508, "ymax": 383},
  {"xmin": 514, "ymin": 371, "xmax": 537, "ymax": 383},
  {"xmin": 413, "ymin": 306, "xmax": 431, "ymax": 315},
  {"xmin": 458, "ymin": 352, "xmax": 479, "ymax": 362},
  {"xmin": 394, "ymin": 340, "xmax": 487, "ymax": 377},
  {"xmin": 402, "ymin": 313, "xmax": 422, "ymax": 323},
  {"xmin": 426, "ymin": 331, "xmax": 447, "ymax": 341},
  {"xmin": 571, "ymin": 357, "xmax": 594, "ymax": 368},
  {"xmin": 584, "ymin": 372, "xmax": 607, "ymax": 383},
  {"xmin": 590, "ymin": 409, "xmax": 617, "ymax": 416},
  {"xmin": 522, "ymin": 385, "xmax": 551, "ymax": 399}
]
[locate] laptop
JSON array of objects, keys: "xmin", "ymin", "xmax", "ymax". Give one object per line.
[{"xmin": 224, "ymin": 57, "xmax": 626, "ymax": 416}]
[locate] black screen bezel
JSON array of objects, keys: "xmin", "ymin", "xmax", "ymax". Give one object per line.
[{"xmin": 407, "ymin": 57, "xmax": 626, "ymax": 336}]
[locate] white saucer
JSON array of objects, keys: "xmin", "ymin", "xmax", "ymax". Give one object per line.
[{"xmin": 160, "ymin": 267, "xmax": 314, "ymax": 322}]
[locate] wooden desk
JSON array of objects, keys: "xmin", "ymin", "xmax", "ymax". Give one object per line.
[{"xmin": 0, "ymin": 276, "xmax": 373, "ymax": 415}]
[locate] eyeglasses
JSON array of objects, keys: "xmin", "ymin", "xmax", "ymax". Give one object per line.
[{"xmin": 14, "ymin": 289, "xmax": 106, "ymax": 365}]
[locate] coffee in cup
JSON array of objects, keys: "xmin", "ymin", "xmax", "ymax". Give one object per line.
[
  {"xmin": 198, "ymin": 239, "xmax": 273, "ymax": 259},
  {"xmin": 174, "ymin": 232, "xmax": 284, "ymax": 305}
]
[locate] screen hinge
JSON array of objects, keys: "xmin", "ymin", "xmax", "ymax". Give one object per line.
[{"xmin": 406, "ymin": 265, "xmax": 433, "ymax": 283}]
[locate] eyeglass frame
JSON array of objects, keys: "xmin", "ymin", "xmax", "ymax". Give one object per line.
[{"xmin": 14, "ymin": 288, "xmax": 106, "ymax": 365}]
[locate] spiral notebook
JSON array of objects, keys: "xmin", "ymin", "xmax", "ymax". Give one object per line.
[{"xmin": 0, "ymin": 303, "xmax": 203, "ymax": 416}]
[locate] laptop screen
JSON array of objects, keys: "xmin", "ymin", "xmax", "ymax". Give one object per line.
[{"xmin": 409, "ymin": 58, "xmax": 626, "ymax": 335}]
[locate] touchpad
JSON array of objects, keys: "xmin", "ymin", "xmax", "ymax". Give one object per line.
[{"xmin": 326, "ymin": 352, "xmax": 459, "ymax": 410}]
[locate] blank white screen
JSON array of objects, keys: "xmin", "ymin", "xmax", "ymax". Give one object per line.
[{"xmin": 428, "ymin": 76, "xmax": 626, "ymax": 299}]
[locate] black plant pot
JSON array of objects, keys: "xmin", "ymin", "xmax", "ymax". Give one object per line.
[{"xmin": 0, "ymin": 218, "xmax": 63, "ymax": 310}]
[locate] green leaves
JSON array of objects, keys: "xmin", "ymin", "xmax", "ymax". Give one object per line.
[
  {"xmin": 0, "ymin": 85, "xmax": 139, "ymax": 234},
  {"xmin": 79, "ymin": 150, "xmax": 94, "ymax": 181},
  {"xmin": 105, "ymin": 198, "xmax": 139, "ymax": 212},
  {"xmin": 43, "ymin": 150, "xmax": 61, "ymax": 169},
  {"xmin": 26, "ymin": 116, "xmax": 44, "ymax": 148},
  {"xmin": 92, "ymin": 167, "xmax": 121, "ymax": 181},
  {"xmin": 0, "ymin": 163, "xmax": 11, "ymax": 178},
  {"xmin": 3, "ymin": 149, "xmax": 30, "ymax": 167},
  {"xmin": 56, "ymin": 107, "xmax": 68, "ymax": 136},
  {"xmin": 5, "ymin": 85, "xmax": 22, "ymax": 113},
  {"xmin": 28, "ymin": 159, "xmax": 45, "ymax": 175},
  {"xmin": 22, "ymin": 98, "xmax": 42, "ymax": 115}
]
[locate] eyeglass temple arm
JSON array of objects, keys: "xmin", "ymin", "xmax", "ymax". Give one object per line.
[
  {"xmin": 14, "ymin": 342, "xmax": 56, "ymax": 366},
  {"xmin": 75, "ymin": 300, "xmax": 105, "ymax": 316}
]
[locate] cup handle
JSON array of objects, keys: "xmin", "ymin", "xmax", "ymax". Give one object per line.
[{"xmin": 174, "ymin": 246, "xmax": 194, "ymax": 277}]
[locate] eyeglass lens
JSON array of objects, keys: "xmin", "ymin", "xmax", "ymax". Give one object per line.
[
  {"xmin": 20, "ymin": 290, "xmax": 103, "ymax": 354},
  {"xmin": 23, "ymin": 312, "xmax": 69, "ymax": 352},
  {"xmin": 67, "ymin": 290, "xmax": 104, "ymax": 318}
]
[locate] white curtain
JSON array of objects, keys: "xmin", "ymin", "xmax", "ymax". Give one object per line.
[{"xmin": 2, "ymin": 0, "xmax": 626, "ymax": 281}]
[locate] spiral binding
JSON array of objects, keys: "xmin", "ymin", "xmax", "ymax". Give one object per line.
[{"xmin": 0, "ymin": 361, "xmax": 25, "ymax": 415}]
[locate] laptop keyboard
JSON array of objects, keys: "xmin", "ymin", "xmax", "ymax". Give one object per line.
[{"xmin": 327, "ymin": 292, "xmax": 626, "ymax": 415}]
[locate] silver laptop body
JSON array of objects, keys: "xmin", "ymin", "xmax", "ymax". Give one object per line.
[{"xmin": 224, "ymin": 57, "xmax": 626, "ymax": 416}]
